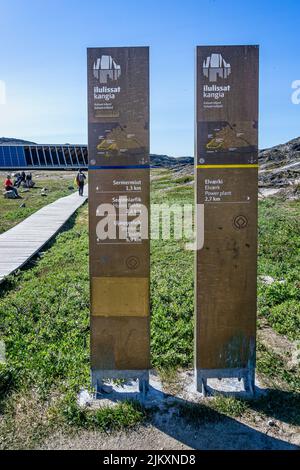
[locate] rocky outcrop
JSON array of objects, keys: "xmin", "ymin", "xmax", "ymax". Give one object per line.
[
  {"xmin": 0, "ymin": 137, "xmax": 36, "ymax": 145},
  {"xmin": 150, "ymin": 154, "xmax": 193, "ymax": 167},
  {"xmin": 258, "ymin": 137, "xmax": 300, "ymax": 199},
  {"xmin": 151, "ymin": 137, "xmax": 300, "ymax": 199}
]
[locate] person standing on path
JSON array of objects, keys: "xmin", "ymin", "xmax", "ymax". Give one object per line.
[{"xmin": 76, "ymin": 169, "xmax": 86, "ymax": 196}]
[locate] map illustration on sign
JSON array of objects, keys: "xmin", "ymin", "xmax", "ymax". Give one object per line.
[
  {"xmin": 96, "ymin": 125, "xmax": 146, "ymax": 158},
  {"xmin": 197, "ymin": 120, "xmax": 258, "ymax": 165},
  {"xmin": 203, "ymin": 53, "xmax": 231, "ymax": 82},
  {"xmin": 205, "ymin": 121, "xmax": 257, "ymax": 152},
  {"xmin": 93, "ymin": 55, "xmax": 121, "ymax": 84}
]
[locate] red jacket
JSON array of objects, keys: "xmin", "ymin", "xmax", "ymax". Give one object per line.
[{"xmin": 5, "ymin": 178, "xmax": 13, "ymax": 188}]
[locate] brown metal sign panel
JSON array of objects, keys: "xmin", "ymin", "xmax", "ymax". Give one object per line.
[
  {"xmin": 87, "ymin": 47, "xmax": 150, "ymax": 392},
  {"xmin": 91, "ymin": 317, "xmax": 150, "ymax": 370},
  {"xmin": 88, "ymin": 169, "xmax": 149, "ymax": 278},
  {"xmin": 195, "ymin": 46, "xmax": 259, "ymax": 395}
]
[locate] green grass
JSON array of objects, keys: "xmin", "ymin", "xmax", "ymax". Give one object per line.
[
  {"xmin": 258, "ymin": 199, "xmax": 300, "ymax": 278},
  {"xmin": 0, "ymin": 363, "xmax": 12, "ymax": 406},
  {"xmin": 151, "ymin": 239, "xmax": 194, "ymax": 369},
  {"xmin": 60, "ymin": 395, "xmax": 146, "ymax": 430},
  {"xmin": 0, "ymin": 211, "xmax": 90, "ymax": 397},
  {"xmin": 257, "ymin": 198, "xmax": 300, "ymax": 340},
  {"xmin": 0, "ymin": 171, "xmax": 78, "ymax": 234},
  {"xmin": 212, "ymin": 395, "xmax": 249, "ymax": 417},
  {"xmin": 177, "ymin": 396, "xmax": 248, "ymax": 424},
  {"xmin": 269, "ymin": 300, "xmax": 300, "ymax": 340},
  {"xmin": 151, "ymin": 173, "xmax": 193, "ymax": 204},
  {"xmin": 150, "ymin": 173, "xmax": 194, "ymax": 368},
  {"xmin": 177, "ymin": 401, "xmax": 221, "ymax": 423},
  {"xmin": 256, "ymin": 342, "xmax": 300, "ymax": 391},
  {"xmin": 173, "ymin": 175, "xmax": 194, "ymax": 184},
  {"xmin": 0, "ymin": 169, "xmax": 299, "ymax": 447}
]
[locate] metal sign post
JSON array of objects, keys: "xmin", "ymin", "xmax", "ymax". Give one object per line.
[
  {"xmin": 87, "ymin": 47, "xmax": 150, "ymax": 394},
  {"xmin": 195, "ymin": 45, "xmax": 259, "ymax": 396}
]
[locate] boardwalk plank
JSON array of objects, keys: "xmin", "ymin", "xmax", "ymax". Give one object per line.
[{"xmin": 0, "ymin": 188, "xmax": 87, "ymax": 282}]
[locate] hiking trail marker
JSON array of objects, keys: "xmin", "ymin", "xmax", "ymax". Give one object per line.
[
  {"xmin": 195, "ymin": 45, "xmax": 259, "ymax": 396},
  {"xmin": 87, "ymin": 47, "xmax": 150, "ymax": 394}
]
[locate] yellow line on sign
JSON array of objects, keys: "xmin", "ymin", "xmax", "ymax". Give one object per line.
[{"xmin": 196, "ymin": 164, "xmax": 259, "ymax": 169}]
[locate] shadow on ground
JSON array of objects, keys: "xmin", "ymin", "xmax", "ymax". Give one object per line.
[
  {"xmin": 248, "ymin": 389, "xmax": 300, "ymax": 427},
  {"xmin": 91, "ymin": 378, "xmax": 299, "ymax": 450}
]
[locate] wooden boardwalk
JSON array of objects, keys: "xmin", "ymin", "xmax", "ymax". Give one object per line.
[{"xmin": 0, "ymin": 188, "xmax": 88, "ymax": 282}]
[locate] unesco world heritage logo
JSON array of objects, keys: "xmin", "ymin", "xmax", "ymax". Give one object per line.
[
  {"xmin": 203, "ymin": 53, "xmax": 231, "ymax": 82},
  {"xmin": 126, "ymin": 256, "xmax": 140, "ymax": 270},
  {"xmin": 93, "ymin": 55, "xmax": 121, "ymax": 84},
  {"xmin": 233, "ymin": 214, "xmax": 248, "ymax": 230}
]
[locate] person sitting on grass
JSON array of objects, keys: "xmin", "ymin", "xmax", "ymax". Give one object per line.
[
  {"xmin": 4, "ymin": 175, "xmax": 21, "ymax": 198},
  {"xmin": 25, "ymin": 172, "xmax": 34, "ymax": 188},
  {"xmin": 15, "ymin": 171, "xmax": 26, "ymax": 187},
  {"xmin": 14, "ymin": 172, "xmax": 22, "ymax": 187}
]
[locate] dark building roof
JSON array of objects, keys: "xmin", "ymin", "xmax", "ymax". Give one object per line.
[{"xmin": 0, "ymin": 144, "xmax": 88, "ymax": 170}]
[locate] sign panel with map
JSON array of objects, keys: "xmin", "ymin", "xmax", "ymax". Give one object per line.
[
  {"xmin": 195, "ymin": 46, "xmax": 259, "ymax": 395},
  {"xmin": 87, "ymin": 47, "xmax": 150, "ymax": 392}
]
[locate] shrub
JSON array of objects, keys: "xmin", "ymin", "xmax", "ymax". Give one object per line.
[{"xmin": 269, "ymin": 300, "xmax": 300, "ymax": 340}]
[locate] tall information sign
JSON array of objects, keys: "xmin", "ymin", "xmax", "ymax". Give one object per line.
[
  {"xmin": 87, "ymin": 47, "xmax": 150, "ymax": 393},
  {"xmin": 196, "ymin": 46, "xmax": 259, "ymax": 395}
]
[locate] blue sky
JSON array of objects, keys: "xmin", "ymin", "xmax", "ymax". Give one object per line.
[{"xmin": 0, "ymin": 0, "xmax": 299, "ymax": 155}]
